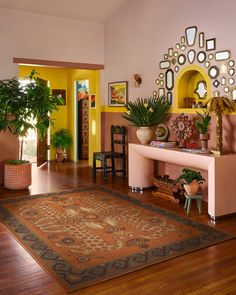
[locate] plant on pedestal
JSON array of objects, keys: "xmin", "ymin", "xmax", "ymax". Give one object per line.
[
  {"xmin": 122, "ymin": 96, "xmax": 171, "ymax": 144},
  {"xmin": 195, "ymin": 108, "xmax": 211, "ymax": 151},
  {"xmin": 176, "ymin": 168, "xmax": 205, "ymax": 195}
]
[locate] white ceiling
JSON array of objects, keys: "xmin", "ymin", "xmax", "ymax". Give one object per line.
[{"xmin": 0, "ymin": 0, "xmax": 129, "ymax": 23}]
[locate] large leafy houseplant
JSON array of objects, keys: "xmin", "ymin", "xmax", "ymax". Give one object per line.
[
  {"xmin": 51, "ymin": 128, "xmax": 72, "ymax": 162},
  {"xmin": 0, "ymin": 69, "xmax": 62, "ymax": 189}
]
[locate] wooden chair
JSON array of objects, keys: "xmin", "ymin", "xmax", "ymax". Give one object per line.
[{"xmin": 93, "ymin": 125, "xmax": 126, "ymax": 179}]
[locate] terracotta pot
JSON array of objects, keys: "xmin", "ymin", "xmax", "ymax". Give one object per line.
[
  {"xmin": 56, "ymin": 148, "xmax": 67, "ymax": 162},
  {"xmin": 199, "ymin": 133, "xmax": 210, "ymax": 151},
  {"xmin": 136, "ymin": 127, "xmax": 153, "ymax": 144},
  {"xmin": 183, "ymin": 180, "xmax": 200, "ymax": 196},
  {"xmin": 4, "ymin": 162, "xmax": 32, "ymax": 190}
]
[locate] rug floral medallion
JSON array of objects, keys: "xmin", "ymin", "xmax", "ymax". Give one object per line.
[{"xmin": 0, "ymin": 186, "xmax": 234, "ymax": 291}]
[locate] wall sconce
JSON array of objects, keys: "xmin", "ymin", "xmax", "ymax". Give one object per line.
[{"xmin": 134, "ymin": 74, "xmax": 142, "ymax": 87}]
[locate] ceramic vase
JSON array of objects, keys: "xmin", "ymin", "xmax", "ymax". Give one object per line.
[
  {"xmin": 199, "ymin": 133, "xmax": 210, "ymax": 151},
  {"xmin": 136, "ymin": 127, "xmax": 153, "ymax": 145}
]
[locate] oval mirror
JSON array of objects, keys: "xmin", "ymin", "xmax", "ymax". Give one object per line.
[
  {"xmin": 155, "ymin": 79, "xmax": 160, "ymax": 85},
  {"xmin": 229, "ymin": 68, "xmax": 235, "ymax": 76},
  {"xmin": 224, "ymin": 86, "xmax": 230, "ymax": 93},
  {"xmin": 197, "ymin": 51, "xmax": 206, "ymax": 63},
  {"xmin": 178, "ymin": 54, "xmax": 186, "ymax": 65},
  {"xmin": 181, "ymin": 36, "xmax": 185, "ymax": 43},
  {"xmin": 165, "ymin": 69, "xmax": 174, "ymax": 91},
  {"xmin": 160, "ymin": 61, "xmax": 170, "ymax": 69},
  {"xmin": 185, "ymin": 26, "xmax": 197, "ymax": 46},
  {"xmin": 205, "ymin": 61, "xmax": 210, "ymax": 68},
  {"xmin": 194, "ymin": 81, "xmax": 207, "ymax": 99},
  {"xmin": 164, "ymin": 54, "xmax": 168, "ymax": 60},
  {"xmin": 187, "ymin": 50, "xmax": 195, "ymax": 64},
  {"xmin": 153, "ymin": 90, "xmax": 157, "ymax": 97},
  {"xmin": 229, "ymin": 60, "xmax": 235, "ymax": 67},
  {"xmin": 208, "ymin": 54, "xmax": 214, "ymax": 60},
  {"xmin": 176, "ymin": 43, "xmax": 180, "ymax": 49},
  {"xmin": 229, "ymin": 78, "xmax": 235, "ymax": 85},
  {"xmin": 167, "ymin": 92, "xmax": 173, "ymax": 104},
  {"xmin": 208, "ymin": 66, "xmax": 219, "ymax": 79},
  {"xmin": 215, "ymin": 51, "xmax": 231, "ymax": 61}
]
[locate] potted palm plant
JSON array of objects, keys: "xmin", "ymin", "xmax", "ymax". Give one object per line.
[
  {"xmin": 176, "ymin": 168, "xmax": 205, "ymax": 195},
  {"xmin": 0, "ymin": 70, "xmax": 62, "ymax": 189},
  {"xmin": 51, "ymin": 128, "xmax": 72, "ymax": 162},
  {"xmin": 122, "ymin": 96, "xmax": 171, "ymax": 144},
  {"xmin": 195, "ymin": 108, "xmax": 211, "ymax": 151},
  {"xmin": 207, "ymin": 93, "xmax": 235, "ymax": 154}
]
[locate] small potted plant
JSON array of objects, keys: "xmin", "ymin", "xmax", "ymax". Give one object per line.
[
  {"xmin": 51, "ymin": 128, "xmax": 72, "ymax": 162},
  {"xmin": 176, "ymin": 168, "xmax": 205, "ymax": 195},
  {"xmin": 122, "ymin": 96, "xmax": 170, "ymax": 144},
  {"xmin": 195, "ymin": 108, "xmax": 211, "ymax": 151}
]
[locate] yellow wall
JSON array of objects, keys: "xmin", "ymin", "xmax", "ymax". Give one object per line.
[{"xmin": 18, "ymin": 66, "xmax": 101, "ymax": 164}]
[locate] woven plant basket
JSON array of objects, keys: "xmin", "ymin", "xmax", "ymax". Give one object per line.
[{"xmin": 4, "ymin": 162, "xmax": 32, "ymax": 190}]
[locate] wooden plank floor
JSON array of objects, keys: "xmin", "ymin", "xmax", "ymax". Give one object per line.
[{"xmin": 0, "ymin": 162, "xmax": 236, "ymax": 295}]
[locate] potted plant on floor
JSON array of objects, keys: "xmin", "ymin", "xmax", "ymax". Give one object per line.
[
  {"xmin": 195, "ymin": 108, "xmax": 211, "ymax": 151},
  {"xmin": 51, "ymin": 128, "xmax": 72, "ymax": 162},
  {"xmin": 176, "ymin": 168, "xmax": 205, "ymax": 195},
  {"xmin": 122, "ymin": 96, "xmax": 171, "ymax": 144},
  {"xmin": 0, "ymin": 70, "xmax": 62, "ymax": 190}
]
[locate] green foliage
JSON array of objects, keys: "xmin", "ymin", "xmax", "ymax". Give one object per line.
[
  {"xmin": 195, "ymin": 109, "xmax": 211, "ymax": 134},
  {"xmin": 0, "ymin": 69, "xmax": 62, "ymax": 161},
  {"xmin": 51, "ymin": 129, "xmax": 72, "ymax": 150},
  {"xmin": 176, "ymin": 168, "xmax": 205, "ymax": 185},
  {"xmin": 122, "ymin": 96, "xmax": 171, "ymax": 127},
  {"xmin": 5, "ymin": 160, "xmax": 30, "ymax": 165}
]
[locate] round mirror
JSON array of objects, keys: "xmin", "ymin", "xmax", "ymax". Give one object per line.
[
  {"xmin": 208, "ymin": 66, "xmax": 219, "ymax": 79},
  {"xmin": 208, "ymin": 54, "xmax": 214, "ymax": 60},
  {"xmin": 229, "ymin": 60, "xmax": 235, "ymax": 67},
  {"xmin": 229, "ymin": 78, "xmax": 235, "ymax": 85},
  {"xmin": 155, "ymin": 79, "xmax": 160, "ymax": 85},
  {"xmin": 224, "ymin": 86, "xmax": 230, "ymax": 93},
  {"xmin": 197, "ymin": 51, "xmax": 206, "ymax": 63},
  {"xmin": 178, "ymin": 54, "xmax": 186, "ymax": 65}
]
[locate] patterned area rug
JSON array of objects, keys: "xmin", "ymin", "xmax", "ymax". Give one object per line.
[{"xmin": 0, "ymin": 186, "xmax": 234, "ymax": 292}]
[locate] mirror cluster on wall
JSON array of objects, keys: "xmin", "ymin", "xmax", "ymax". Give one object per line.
[{"xmin": 154, "ymin": 25, "xmax": 236, "ymax": 106}]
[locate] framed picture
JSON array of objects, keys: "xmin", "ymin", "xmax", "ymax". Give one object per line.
[
  {"xmin": 76, "ymin": 80, "xmax": 89, "ymax": 100},
  {"xmin": 108, "ymin": 81, "xmax": 128, "ymax": 106},
  {"xmin": 52, "ymin": 89, "xmax": 66, "ymax": 105},
  {"xmin": 90, "ymin": 94, "xmax": 96, "ymax": 109}
]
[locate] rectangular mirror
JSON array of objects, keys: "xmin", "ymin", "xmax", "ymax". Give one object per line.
[
  {"xmin": 160, "ymin": 61, "xmax": 170, "ymax": 69},
  {"xmin": 185, "ymin": 26, "xmax": 197, "ymax": 46},
  {"xmin": 206, "ymin": 38, "xmax": 216, "ymax": 51},
  {"xmin": 215, "ymin": 51, "xmax": 231, "ymax": 61},
  {"xmin": 199, "ymin": 32, "xmax": 204, "ymax": 48}
]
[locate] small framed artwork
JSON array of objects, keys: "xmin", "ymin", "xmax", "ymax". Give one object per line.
[
  {"xmin": 76, "ymin": 80, "xmax": 89, "ymax": 100},
  {"xmin": 108, "ymin": 81, "xmax": 128, "ymax": 106},
  {"xmin": 52, "ymin": 89, "xmax": 66, "ymax": 105},
  {"xmin": 90, "ymin": 94, "xmax": 96, "ymax": 109}
]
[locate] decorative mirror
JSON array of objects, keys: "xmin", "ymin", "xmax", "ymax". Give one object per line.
[
  {"xmin": 160, "ymin": 60, "xmax": 170, "ymax": 69},
  {"xmin": 185, "ymin": 26, "xmax": 197, "ymax": 46},
  {"xmin": 178, "ymin": 54, "xmax": 186, "ymax": 65},
  {"xmin": 206, "ymin": 38, "xmax": 216, "ymax": 51},
  {"xmin": 199, "ymin": 32, "xmax": 204, "ymax": 48},
  {"xmin": 158, "ymin": 88, "xmax": 165, "ymax": 97},
  {"xmin": 167, "ymin": 92, "xmax": 173, "ymax": 104},
  {"xmin": 168, "ymin": 48, "xmax": 174, "ymax": 57},
  {"xmin": 187, "ymin": 50, "xmax": 195, "ymax": 64},
  {"xmin": 164, "ymin": 54, "xmax": 168, "ymax": 60},
  {"xmin": 197, "ymin": 51, "xmax": 206, "ymax": 63},
  {"xmin": 224, "ymin": 86, "xmax": 230, "ymax": 93},
  {"xmin": 221, "ymin": 77, "xmax": 226, "ymax": 85},
  {"xmin": 159, "ymin": 73, "xmax": 164, "ymax": 78},
  {"xmin": 181, "ymin": 45, "xmax": 186, "ymax": 51},
  {"xmin": 231, "ymin": 87, "xmax": 236, "ymax": 100},
  {"xmin": 174, "ymin": 66, "xmax": 179, "ymax": 72},
  {"xmin": 208, "ymin": 54, "xmax": 214, "ymax": 60},
  {"xmin": 208, "ymin": 66, "xmax": 219, "ymax": 79},
  {"xmin": 213, "ymin": 80, "xmax": 220, "ymax": 88},
  {"xmin": 229, "ymin": 68, "xmax": 235, "ymax": 76},
  {"xmin": 155, "ymin": 79, "xmax": 160, "ymax": 85},
  {"xmin": 165, "ymin": 69, "xmax": 174, "ymax": 91},
  {"xmin": 229, "ymin": 60, "xmax": 235, "ymax": 67},
  {"xmin": 160, "ymin": 80, "xmax": 164, "ymax": 86},
  {"xmin": 229, "ymin": 78, "xmax": 235, "ymax": 85},
  {"xmin": 153, "ymin": 90, "xmax": 157, "ymax": 97},
  {"xmin": 176, "ymin": 43, "xmax": 180, "ymax": 49},
  {"xmin": 171, "ymin": 58, "xmax": 177, "ymax": 65},
  {"xmin": 205, "ymin": 61, "xmax": 210, "ymax": 68},
  {"xmin": 215, "ymin": 50, "xmax": 231, "ymax": 61},
  {"xmin": 174, "ymin": 51, "xmax": 178, "ymax": 57},
  {"xmin": 181, "ymin": 36, "xmax": 185, "ymax": 43},
  {"xmin": 194, "ymin": 81, "xmax": 207, "ymax": 99},
  {"xmin": 220, "ymin": 62, "xmax": 228, "ymax": 74}
]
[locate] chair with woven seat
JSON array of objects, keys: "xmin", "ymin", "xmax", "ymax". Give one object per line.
[{"xmin": 93, "ymin": 125, "xmax": 126, "ymax": 179}]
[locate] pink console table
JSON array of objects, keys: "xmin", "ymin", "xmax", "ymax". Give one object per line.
[{"xmin": 128, "ymin": 143, "xmax": 236, "ymax": 220}]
